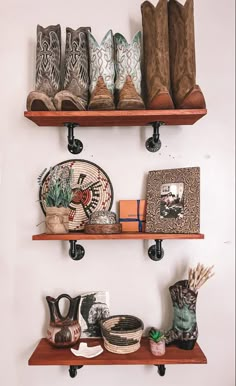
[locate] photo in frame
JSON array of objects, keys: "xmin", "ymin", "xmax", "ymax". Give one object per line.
[
  {"xmin": 145, "ymin": 167, "xmax": 200, "ymax": 234},
  {"xmin": 78, "ymin": 291, "xmax": 110, "ymax": 338}
]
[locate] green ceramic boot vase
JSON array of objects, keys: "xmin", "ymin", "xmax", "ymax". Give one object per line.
[{"xmin": 165, "ymin": 280, "xmax": 198, "ymax": 350}]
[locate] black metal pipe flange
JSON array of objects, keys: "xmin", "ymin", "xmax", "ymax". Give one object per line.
[
  {"xmin": 69, "ymin": 240, "xmax": 85, "ymax": 260},
  {"xmin": 145, "ymin": 121, "xmax": 164, "ymax": 152},
  {"xmin": 65, "ymin": 122, "xmax": 83, "ymax": 154},
  {"xmin": 69, "ymin": 365, "xmax": 84, "ymax": 378},
  {"xmin": 148, "ymin": 240, "xmax": 164, "ymax": 261},
  {"xmin": 155, "ymin": 364, "xmax": 166, "ymax": 376}
]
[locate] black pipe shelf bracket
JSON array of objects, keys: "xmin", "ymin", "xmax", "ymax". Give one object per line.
[
  {"xmin": 148, "ymin": 239, "xmax": 164, "ymax": 261},
  {"xmin": 145, "ymin": 121, "xmax": 165, "ymax": 152},
  {"xmin": 69, "ymin": 365, "xmax": 84, "ymax": 378},
  {"xmin": 155, "ymin": 364, "xmax": 166, "ymax": 376},
  {"xmin": 68, "ymin": 240, "xmax": 85, "ymax": 261},
  {"xmin": 64, "ymin": 122, "xmax": 83, "ymax": 154},
  {"xmin": 68, "ymin": 364, "xmax": 166, "ymax": 378}
]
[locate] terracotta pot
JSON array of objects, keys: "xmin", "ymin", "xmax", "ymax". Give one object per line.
[
  {"xmin": 45, "ymin": 207, "xmax": 69, "ymax": 234},
  {"xmin": 149, "ymin": 339, "xmax": 165, "ymax": 356}
]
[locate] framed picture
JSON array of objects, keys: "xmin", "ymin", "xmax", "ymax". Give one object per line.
[
  {"xmin": 145, "ymin": 167, "xmax": 200, "ymax": 233},
  {"xmin": 78, "ymin": 291, "xmax": 110, "ymax": 338}
]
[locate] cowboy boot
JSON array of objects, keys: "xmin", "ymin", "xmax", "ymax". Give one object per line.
[
  {"xmin": 168, "ymin": 0, "xmax": 206, "ymax": 109},
  {"xmin": 165, "ymin": 280, "xmax": 198, "ymax": 350},
  {"xmin": 26, "ymin": 24, "xmax": 61, "ymax": 111},
  {"xmin": 54, "ymin": 27, "xmax": 91, "ymax": 111},
  {"xmin": 141, "ymin": 0, "xmax": 174, "ymax": 109},
  {"xmin": 88, "ymin": 30, "xmax": 115, "ymax": 110},
  {"xmin": 114, "ymin": 32, "xmax": 145, "ymax": 110}
]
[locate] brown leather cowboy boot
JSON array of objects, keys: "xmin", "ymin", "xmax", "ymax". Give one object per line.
[
  {"xmin": 26, "ymin": 24, "xmax": 61, "ymax": 111},
  {"xmin": 168, "ymin": 0, "xmax": 206, "ymax": 109},
  {"xmin": 88, "ymin": 30, "xmax": 115, "ymax": 110},
  {"xmin": 54, "ymin": 27, "xmax": 90, "ymax": 111},
  {"xmin": 114, "ymin": 32, "xmax": 145, "ymax": 110},
  {"xmin": 141, "ymin": 0, "xmax": 174, "ymax": 109}
]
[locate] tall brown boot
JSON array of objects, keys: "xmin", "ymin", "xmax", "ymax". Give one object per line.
[
  {"xmin": 168, "ymin": 0, "xmax": 206, "ymax": 109},
  {"xmin": 141, "ymin": 0, "xmax": 174, "ymax": 109}
]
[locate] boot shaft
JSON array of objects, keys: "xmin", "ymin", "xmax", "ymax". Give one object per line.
[
  {"xmin": 35, "ymin": 24, "xmax": 61, "ymax": 97},
  {"xmin": 168, "ymin": 0, "xmax": 206, "ymax": 108},
  {"xmin": 114, "ymin": 32, "xmax": 142, "ymax": 95},
  {"xmin": 63, "ymin": 27, "xmax": 90, "ymax": 98},
  {"xmin": 88, "ymin": 30, "xmax": 115, "ymax": 95},
  {"xmin": 169, "ymin": 280, "xmax": 198, "ymax": 313},
  {"xmin": 168, "ymin": 0, "xmax": 196, "ymax": 91},
  {"xmin": 141, "ymin": 0, "xmax": 174, "ymax": 109}
]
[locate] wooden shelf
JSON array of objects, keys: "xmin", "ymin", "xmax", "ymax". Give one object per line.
[
  {"xmin": 32, "ymin": 232, "xmax": 205, "ymax": 241},
  {"xmin": 29, "ymin": 338, "xmax": 207, "ymax": 366},
  {"xmin": 24, "ymin": 109, "xmax": 207, "ymax": 127}
]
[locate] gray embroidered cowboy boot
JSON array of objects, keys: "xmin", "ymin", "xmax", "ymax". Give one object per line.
[
  {"xmin": 141, "ymin": 0, "xmax": 174, "ymax": 109},
  {"xmin": 114, "ymin": 32, "xmax": 145, "ymax": 110},
  {"xmin": 88, "ymin": 30, "xmax": 115, "ymax": 110},
  {"xmin": 165, "ymin": 280, "xmax": 198, "ymax": 350},
  {"xmin": 26, "ymin": 24, "xmax": 61, "ymax": 111},
  {"xmin": 168, "ymin": 0, "xmax": 206, "ymax": 108},
  {"xmin": 54, "ymin": 27, "xmax": 91, "ymax": 111}
]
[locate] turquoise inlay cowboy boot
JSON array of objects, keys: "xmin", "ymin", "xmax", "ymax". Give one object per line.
[
  {"xmin": 88, "ymin": 30, "xmax": 115, "ymax": 110},
  {"xmin": 54, "ymin": 27, "xmax": 91, "ymax": 111},
  {"xmin": 27, "ymin": 24, "xmax": 61, "ymax": 111},
  {"xmin": 114, "ymin": 32, "xmax": 145, "ymax": 110}
]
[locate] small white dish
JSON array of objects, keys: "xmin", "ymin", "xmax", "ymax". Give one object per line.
[{"xmin": 71, "ymin": 342, "xmax": 103, "ymax": 358}]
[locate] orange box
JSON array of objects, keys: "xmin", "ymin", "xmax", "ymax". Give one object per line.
[{"xmin": 119, "ymin": 200, "xmax": 146, "ymax": 232}]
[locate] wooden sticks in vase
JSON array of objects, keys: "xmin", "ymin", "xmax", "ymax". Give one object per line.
[{"xmin": 188, "ymin": 263, "xmax": 215, "ymax": 292}]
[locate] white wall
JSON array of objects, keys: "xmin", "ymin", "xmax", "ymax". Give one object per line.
[{"xmin": 0, "ymin": 0, "xmax": 235, "ymax": 385}]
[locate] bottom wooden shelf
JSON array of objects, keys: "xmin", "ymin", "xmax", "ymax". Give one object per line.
[{"xmin": 29, "ymin": 338, "xmax": 207, "ymax": 366}]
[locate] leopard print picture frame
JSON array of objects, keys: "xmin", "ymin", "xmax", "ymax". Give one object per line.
[{"xmin": 145, "ymin": 167, "xmax": 200, "ymax": 234}]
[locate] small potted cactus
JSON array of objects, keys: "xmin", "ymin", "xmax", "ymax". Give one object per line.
[{"xmin": 149, "ymin": 328, "xmax": 165, "ymax": 356}]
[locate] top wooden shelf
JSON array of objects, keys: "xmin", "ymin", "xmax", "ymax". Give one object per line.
[
  {"xmin": 29, "ymin": 338, "xmax": 207, "ymax": 366},
  {"xmin": 24, "ymin": 109, "xmax": 207, "ymax": 127}
]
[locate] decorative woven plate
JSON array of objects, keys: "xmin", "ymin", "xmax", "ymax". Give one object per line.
[{"xmin": 39, "ymin": 159, "xmax": 113, "ymax": 231}]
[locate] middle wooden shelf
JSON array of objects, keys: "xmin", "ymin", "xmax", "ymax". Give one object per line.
[
  {"xmin": 32, "ymin": 232, "xmax": 204, "ymax": 241},
  {"xmin": 32, "ymin": 232, "xmax": 204, "ymax": 261}
]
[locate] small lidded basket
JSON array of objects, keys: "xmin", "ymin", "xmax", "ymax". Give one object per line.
[
  {"xmin": 85, "ymin": 210, "xmax": 122, "ymax": 234},
  {"xmin": 100, "ymin": 315, "xmax": 144, "ymax": 354}
]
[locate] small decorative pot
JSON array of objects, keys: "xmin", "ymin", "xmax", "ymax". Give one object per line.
[
  {"xmin": 89, "ymin": 210, "xmax": 117, "ymax": 225},
  {"xmin": 45, "ymin": 207, "xmax": 69, "ymax": 234},
  {"xmin": 46, "ymin": 294, "xmax": 81, "ymax": 348},
  {"xmin": 149, "ymin": 339, "xmax": 166, "ymax": 356}
]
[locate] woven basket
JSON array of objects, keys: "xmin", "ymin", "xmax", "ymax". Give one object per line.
[{"xmin": 100, "ymin": 315, "xmax": 144, "ymax": 354}]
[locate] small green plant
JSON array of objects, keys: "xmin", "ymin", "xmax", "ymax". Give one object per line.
[
  {"xmin": 38, "ymin": 165, "xmax": 73, "ymax": 208},
  {"xmin": 149, "ymin": 328, "xmax": 165, "ymax": 343}
]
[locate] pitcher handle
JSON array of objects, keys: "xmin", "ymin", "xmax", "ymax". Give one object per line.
[{"xmin": 56, "ymin": 294, "xmax": 72, "ymax": 320}]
